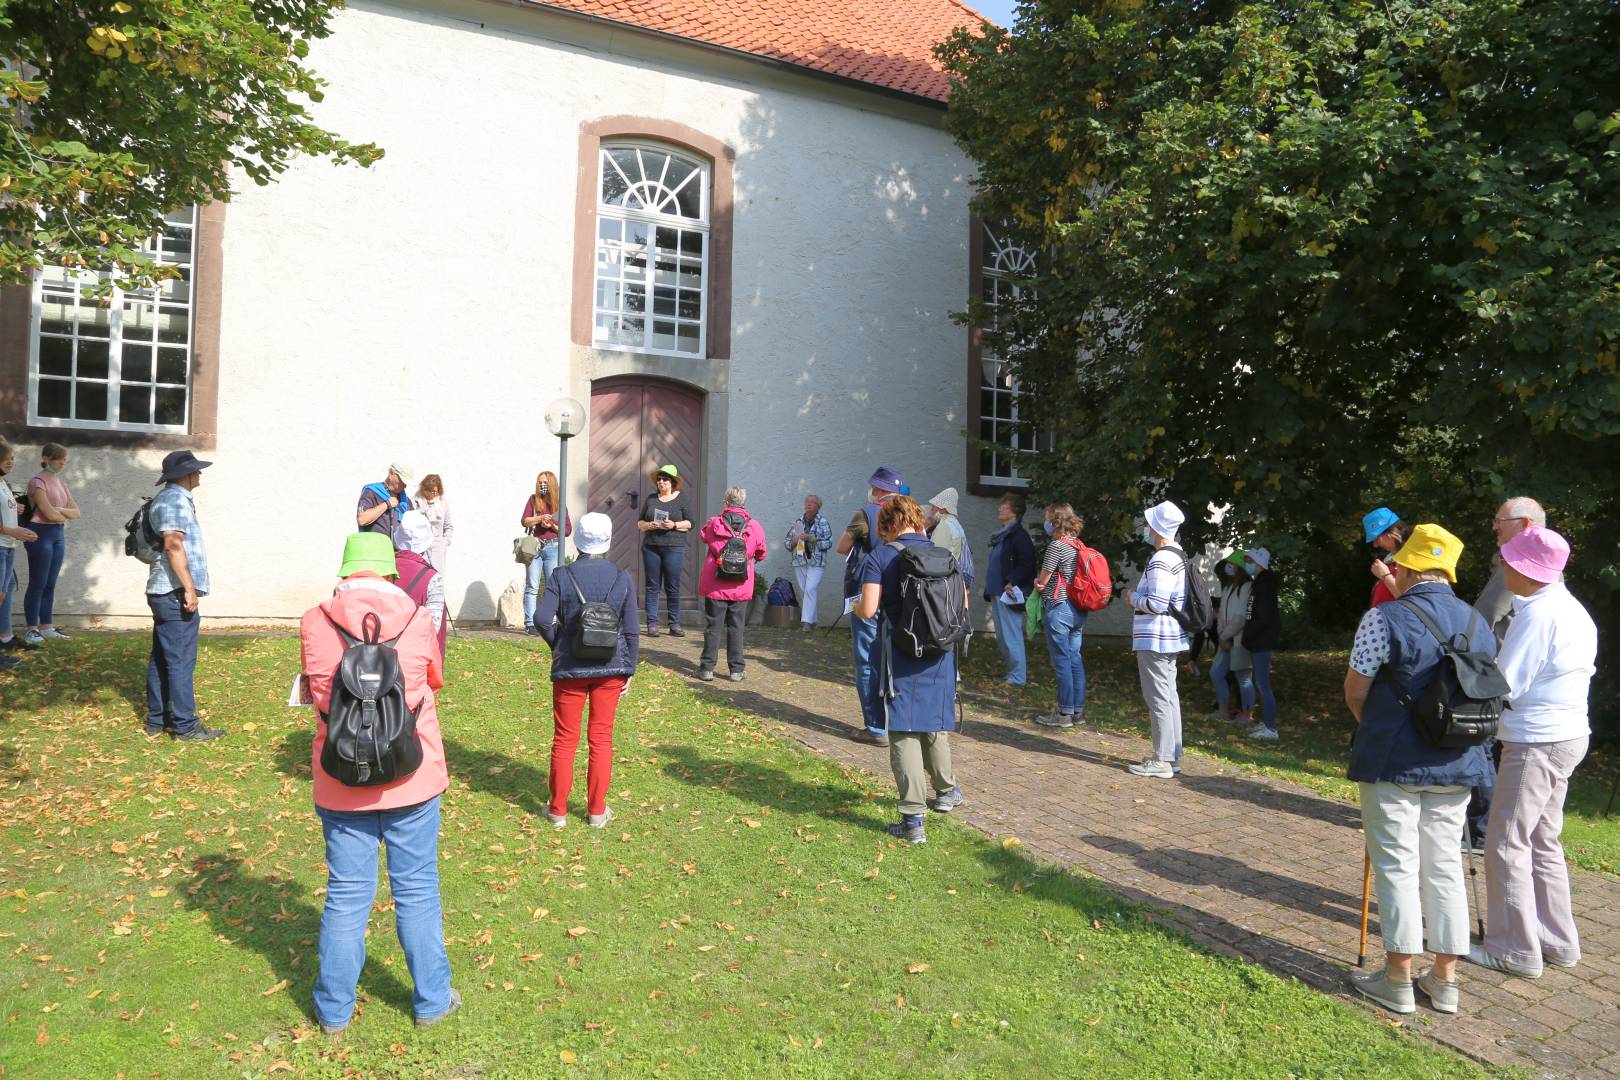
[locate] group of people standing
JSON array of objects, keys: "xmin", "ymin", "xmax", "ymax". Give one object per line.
[{"xmin": 0, "ymin": 439, "xmax": 79, "ymax": 671}]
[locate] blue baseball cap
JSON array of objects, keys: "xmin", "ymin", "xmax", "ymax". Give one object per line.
[{"xmin": 1362, "ymin": 507, "xmax": 1400, "ymax": 545}]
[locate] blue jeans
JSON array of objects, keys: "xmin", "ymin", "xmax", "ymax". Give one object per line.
[
  {"xmin": 23, "ymin": 522, "xmax": 65, "ymax": 627},
  {"xmin": 1209, "ymin": 646, "xmax": 1256, "ymax": 713},
  {"xmin": 523, "ymin": 540, "xmax": 559, "ymax": 624},
  {"xmin": 851, "ymin": 611, "xmax": 885, "ymax": 735},
  {"xmin": 990, "ymin": 596, "xmax": 1027, "ymax": 686},
  {"xmin": 0, "ymin": 546, "xmax": 15, "ymax": 636},
  {"xmin": 146, "ymin": 588, "xmax": 200, "ymax": 733},
  {"xmin": 1250, "ymin": 649, "xmax": 1277, "ymax": 729},
  {"xmin": 642, "ymin": 544, "xmax": 685, "ymax": 628},
  {"xmin": 314, "ymin": 797, "xmax": 453, "ymax": 1027},
  {"xmin": 1042, "ymin": 598, "xmax": 1088, "ymax": 715}
]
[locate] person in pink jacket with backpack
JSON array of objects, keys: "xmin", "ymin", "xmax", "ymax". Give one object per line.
[
  {"xmin": 298, "ymin": 532, "xmax": 458, "ymax": 1035},
  {"xmin": 697, "ymin": 485, "xmax": 766, "ymax": 682}
]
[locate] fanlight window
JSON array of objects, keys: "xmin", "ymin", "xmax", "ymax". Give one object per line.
[{"xmin": 594, "ymin": 144, "xmax": 710, "ymax": 357}]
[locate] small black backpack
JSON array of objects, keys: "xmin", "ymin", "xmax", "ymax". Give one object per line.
[
  {"xmin": 319, "ymin": 611, "xmax": 423, "ymax": 787},
  {"xmin": 123, "ymin": 498, "xmax": 162, "ymax": 564},
  {"xmin": 1387, "ymin": 600, "xmax": 1508, "ymax": 748},
  {"xmin": 888, "ymin": 541, "xmax": 970, "ymax": 659},
  {"xmin": 716, "ymin": 511, "xmax": 751, "ymax": 579},
  {"xmin": 1161, "ymin": 547, "xmax": 1213, "ymax": 636},
  {"xmin": 560, "ymin": 565, "xmax": 624, "ymax": 661}
]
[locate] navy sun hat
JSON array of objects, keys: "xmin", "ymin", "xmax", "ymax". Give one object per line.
[
  {"xmin": 156, "ymin": 450, "xmax": 213, "ymax": 485},
  {"xmin": 868, "ymin": 466, "xmax": 904, "ymax": 494}
]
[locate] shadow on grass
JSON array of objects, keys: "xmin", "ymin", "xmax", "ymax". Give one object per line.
[
  {"xmin": 651, "ymin": 741, "xmax": 882, "ymax": 830},
  {"xmin": 182, "ymin": 853, "xmax": 415, "ymax": 1023}
]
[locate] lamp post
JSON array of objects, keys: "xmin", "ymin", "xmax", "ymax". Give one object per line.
[{"xmin": 544, "ymin": 396, "xmax": 586, "ymax": 561}]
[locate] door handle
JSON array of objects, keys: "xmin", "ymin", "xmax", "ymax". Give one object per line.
[
  {"xmin": 605, "ymin": 495, "xmax": 615, "ymax": 509},
  {"xmin": 627, "ymin": 490, "xmax": 639, "ymax": 509}
]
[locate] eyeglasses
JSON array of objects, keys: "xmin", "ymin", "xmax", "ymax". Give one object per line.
[{"xmin": 1492, "ymin": 515, "xmax": 1528, "ymax": 526}]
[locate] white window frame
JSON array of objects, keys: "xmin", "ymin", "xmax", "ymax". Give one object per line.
[
  {"xmin": 27, "ymin": 207, "xmax": 197, "ymax": 434},
  {"xmin": 592, "ymin": 142, "xmax": 711, "ymax": 360},
  {"xmin": 978, "ymin": 221, "xmax": 1039, "ymax": 487}
]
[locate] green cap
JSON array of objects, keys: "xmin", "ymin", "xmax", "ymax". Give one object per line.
[
  {"xmin": 656, "ymin": 464, "xmax": 678, "ymax": 478},
  {"xmin": 339, "ymin": 533, "xmax": 398, "ymax": 578}
]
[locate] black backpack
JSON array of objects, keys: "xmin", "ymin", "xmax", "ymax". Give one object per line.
[
  {"xmin": 559, "ymin": 565, "xmax": 624, "ymax": 662},
  {"xmin": 1386, "ymin": 600, "xmax": 1508, "ymax": 749},
  {"xmin": 123, "ymin": 498, "xmax": 162, "ymax": 564},
  {"xmin": 716, "ymin": 511, "xmax": 751, "ymax": 579},
  {"xmin": 1160, "ymin": 547, "xmax": 1213, "ymax": 636},
  {"xmin": 319, "ymin": 611, "xmax": 423, "ymax": 787},
  {"xmin": 888, "ymin": 540, "xmax": 970, "ymax": 659}
]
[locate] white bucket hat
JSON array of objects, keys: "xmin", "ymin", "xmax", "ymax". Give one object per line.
[
  {"xmin": 1245, "ymin": 547, "xmax": 1272, "ymax": 570},
  {"xmin": 927, "ymin": 487, "xmax": 959, "ymax": 517},
  {"xmin": 576, "ymin": 512, "xmax": 613, "ymax": 556},
  {"xmin": 391, "ymin": 509, "xmax": 433, "ymax": 555},
  {"xmin": 1145, "ymin": 500, "xmax": 1185, "ymax": 542}
]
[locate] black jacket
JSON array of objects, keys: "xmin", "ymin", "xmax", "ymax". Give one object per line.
[
  {"xmin": 534, "ymin": 556, "xmax": 640, "ymax": 680},
  {"xmin": 1242, "ymin": 569, "xmax": 1281, "ymax": 652}
]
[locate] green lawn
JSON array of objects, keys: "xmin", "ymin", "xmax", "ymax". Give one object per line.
[
  {"xmin": 0, "ymin": 634, "xmax": 1489, "ymax": 1078},
  {"xmin": 955, "ymin": 629, "xmax": 1620, "ymax": 876}
]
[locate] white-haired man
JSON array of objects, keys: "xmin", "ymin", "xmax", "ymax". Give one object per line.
[{"xmin": 1475, "ymin": 496, "xmax": 1546, "ymax": 639}]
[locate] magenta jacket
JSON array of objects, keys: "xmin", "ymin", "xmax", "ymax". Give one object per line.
[{"xmin": 697, "ymin": 509, "xmax": 767, "ymax": 601}]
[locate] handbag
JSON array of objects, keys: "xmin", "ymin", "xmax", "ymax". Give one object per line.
[{"xmin": 514, "ymin": 535, "xmax": 541, "ymax": 565}]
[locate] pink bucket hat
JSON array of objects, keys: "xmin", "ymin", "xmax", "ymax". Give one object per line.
[{"xmin": 1500, "ymin": 525, "xmax": 1569, "ymax": 584}]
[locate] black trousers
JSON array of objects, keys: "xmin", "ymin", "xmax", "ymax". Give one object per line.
[{"xmin": 700, "ymin": 598, "xmax": 747, "ymax": 673}]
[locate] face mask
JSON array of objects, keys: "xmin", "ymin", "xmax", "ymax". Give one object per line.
[
  {"xmin": 45, "ymin": 463, "xmax": 63, "ymax": 475},
  {"xmin": 1043, "ymin": 521, "xmax": 1054, "ymax": 536},
  {"xmin": 1244, "ymin": 562, "xmax": 1260, "ymax": 575},
  {"xmin": 539, "ymin": 483, "xmax": 549, "ymax": 495},
  {"xmin": 1142, "ymin": 526, "xmax": 1155, "ymax": 545}
]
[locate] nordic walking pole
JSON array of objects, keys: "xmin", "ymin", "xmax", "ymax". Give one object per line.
[
  {"xmin": 1465, "ymin": 842, "xmax": 1486, "ymax": 941},
  {"xmin": 1357, "ymin": 848, "xmax": 1372, "ymax": 968}
]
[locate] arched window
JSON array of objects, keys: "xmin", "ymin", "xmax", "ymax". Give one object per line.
[
  {"xmin": 977, "ymin": 220, "xmax": 1041, "ymax": 486},
  {"xmin": 593, "ymin": 143, "xmax": 711, "ymax": 357}
]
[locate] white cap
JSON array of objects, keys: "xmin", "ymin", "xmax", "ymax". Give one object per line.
[
  {"xmin": 388, "ymin": 462, "xmax": 415, "ymax": 488},
  {"xmin": 576, "ymin": 512, "xmax": 612, "ymax": 555},
  {"xmin": 1145, "ymin": 500, "xmax": 1185, "ymax": 542},
  {"xmin": 1245, "ymin": 547, "xmax": 1272, "ymax": 570},
  {"xmin": 392, "ymin": 509, "xmax": 432, "ymax": 555}
]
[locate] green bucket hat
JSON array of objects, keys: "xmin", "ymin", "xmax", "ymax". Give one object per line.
[{"xmin": 339, "ymin": 532, "xmax": 398, "ymax": 579}]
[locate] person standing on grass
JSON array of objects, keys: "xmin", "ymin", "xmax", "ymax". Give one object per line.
[
  {"xmin": 1342, "ymin": 523, "xmax": 1494, "ymax": 1016},
  {"xmin": 533, "ymin": 513, "xmax": 638, "ymax": 830},
  {"xmin": 984, "ymin": 493, "xmax": 1036, "ymax": 688},
  {"xmin": 783, "ymin": 494, "xmax": 833, "ymax": 630},
  {"xmin": 1464, "ymin": 526, "xmax": 1594, "ymax": 980},
  {"xmin": 392, "ymin": 510, "xmax": 448, "ymax": 662},
  {"xmin": 1362, "ymin": 507, "xmax": 1410, "ymax": 610},
  {"xmin": 416, "ymin": 474, "xmax": 453, "ymax": 574},
  {"xmin": 1207, "ymin": 553, "xmax": 1257, "ymax": 725},
  {"xmin": 854, "ymin": 496, "xmax": 963, "ymax": 844},
  {"xmin": 1126, "ymin": 501, "xmax": 1189, "ymax": 779},
  {"xmin": 838, "ymin": 466, "xmax": 904, "ymax": 745},
  {"xmin": 356, "ymin": 463, "xmax": 412, "ymax": 536},
  {"xmin": 144, "ymin": 451, "xmax": 224, "ymax": 741},
  {"xmin": 22, "ymin": 442, "xmax": 79, "ymax": 644},
  {"xmin": 1240, "ymin": 548, "xmax": 1281, "ymax": 741},
  {"xmin": 697, "ymin": 486, "xmax": 766, "ymax": 682},
  {"xmin": 0, "ymin": 438, "xmax": 40, "ymax": 671},
  {"xmin": 300, "ymin": 532, "xmax": 458, "ymax": 1034},
  {"xmin": 1032, "ymin": 509, "xmax": 1088, "ymax": 730},
  {"xmin": 638, "ymin": 465, "xmax": 693, "ymax": 637}
]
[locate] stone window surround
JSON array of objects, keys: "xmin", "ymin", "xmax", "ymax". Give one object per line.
[
  {"xmin": 571, "ymin": 116, "xmax": 735, "ymax": 361},
  {"xmin": 0, "ymin": 201, "xmax": 225, "ymax": 451}
]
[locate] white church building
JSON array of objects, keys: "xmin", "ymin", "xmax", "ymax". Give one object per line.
[{"xmin": 1, "ymin": 0, "xmax": 1113, "ymax": 631}]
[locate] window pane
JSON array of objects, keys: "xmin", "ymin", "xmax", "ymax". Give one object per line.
[
  {"xmin": 75, "ymin": 379, "xmax": 108, "ymax": 421},
  {"xmin": 653, "ymin": 287, "xmax": 676, "ymax": 316},
  {"xmin": 597, "ymin": 218, "xmax": 622, "ymax": 243},
  {"xmin": 651, "ymin": 320, "xmax": 677, "ymax": 351},
  {"xmin": 622, "ymin": 284, "xmax": 645, "ymax": 314},
  {"xmin": 123, "ymin": 301, "xmax": 156, "ymax": 341},
  {"xmin": 677, "ymin": 290, "xmax": 701, "ymax": 320},
  {"xmin": 160, "ymin": 272, "xmax": 190, "ymax": 305},
  {"xmin": 617, "ymin": 316, "xmax": 644, "ymax": 346},
  {"xmin": 123, "ymin": 342, "xmax": 154, "ymax": 383},
  {"xmin": 595, "ymin": 281, "xmax": 620, "ymax": 312},
  {"xmin": 154, "ymin": 387, "xmax": 186, "ymax": 427},
  {"xmin": 37, "ymin": 378, "xmax": 70, "ymax": 418},
  {"xmin": 40, "ymin": 289, "xmax": 74, "ymax": 336},
  {"xmin": 156, "ymin": 306, "xmax": 190, "ymax": 344},
  {"xmin": 679, "ymin": 231, "xmax": 703, "ymax": 257},
  {"xmin": 161, "ymin": 222, "xmax": 193, "ymax": 265},
  {"xmin": 676, "ymin": 323, "xmax": 701, "ymax": 354},
  {"xmin": 119, "ymin": 383, "xmax": 153, "ymax": 426},
  {"xmin": 77, "ymin": 338, "xmax": 110, "ymax": 380},
  {"xmin": 78, "ymin": 298, "xmax": 111, "ymax": 337},
  {"xmin": 156, "ymin": 348, "xmax": 187, "ymax": 385},
  {"xmin": 38, "ymin": 336, "xmax": 72, "ymax": 376},
  {"xmin": 674, "ymin": 183, "xmax": 701, "ymax": 220}
]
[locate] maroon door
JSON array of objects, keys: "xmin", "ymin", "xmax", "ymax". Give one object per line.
[{"xmin": 587, "ymin": 378, "xmax": 705, "ymax": 618}]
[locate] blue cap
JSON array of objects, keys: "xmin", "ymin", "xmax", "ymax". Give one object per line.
[
  {"xmin": 869, "ymin": 466, "xmax": 904, "ymax": 494},
  {"xmin": 1362, "ymin": 507, "xmax": 1400, "ymax": 545}
]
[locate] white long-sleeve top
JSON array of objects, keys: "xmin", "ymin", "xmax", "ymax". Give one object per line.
[{"xmin": 1496, "ymin": 582, "xmax": 1596, "ymax": 743}]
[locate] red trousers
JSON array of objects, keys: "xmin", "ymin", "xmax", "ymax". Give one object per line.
[{"xmin": 549, "ymin": 676, "xmax": 625, "ymax": 816}]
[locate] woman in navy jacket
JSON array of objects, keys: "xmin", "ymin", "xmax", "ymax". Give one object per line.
[
  {"xmin": 1342, "ymin": 524, "xmax": 1493, "ymax": 1018},
  {"xmin": 983, "ymin": 493, "xmax": 1036, "ymax": 687},
  {"xmin": 533, "ymin": 512, "xmax": 638, "ymax": 830}
]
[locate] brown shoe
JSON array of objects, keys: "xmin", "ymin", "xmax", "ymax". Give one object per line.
[{"xmin": 851, "ymin": 730, "xmax": 889, "ymax": 747}]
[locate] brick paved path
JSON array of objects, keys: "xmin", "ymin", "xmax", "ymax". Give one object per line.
[{"xmin": 637, "ymin": 626, "xmax": 1620, "ymax": 1078}]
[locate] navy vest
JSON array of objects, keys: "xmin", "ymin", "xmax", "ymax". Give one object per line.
[{"xmin": 1348, "ymin": 581, "xmax": 1494, "ymax": 786}]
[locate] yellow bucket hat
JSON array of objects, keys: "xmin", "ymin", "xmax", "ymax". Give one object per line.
[
  {"xmin": 1393, "ymin": 523, "xmax": 1463, "ymax": 583},
  {"xmin": 339, "ymin": 532, "xmax": 398, "ymax": 578}
]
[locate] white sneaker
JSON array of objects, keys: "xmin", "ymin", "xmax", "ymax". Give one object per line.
[
  {"xmin": 546, "ymin": 812, "xmax": 567, "ymax": 828},
  {"xmin": 1247, "ymin": 725, "xmax": 1279, "ymax": 741},
  {"xmin": 1127, "ymin": 758, "xmax": 1176, "ymax": 779},
  {"xmin": 40, "ymin": 628, "xmax": 69, "ymax": 640},
  {"xmin": 24, "ymin": 630, "xmax": 44, "ymax": 645},
  {"xmin": 587, "ymin": 806, "xmax": 615, "ymax": 829}
]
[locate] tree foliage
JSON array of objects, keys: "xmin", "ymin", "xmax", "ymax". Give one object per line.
[
  {"xmin": 939, "ymin": 1, "xmax": 1620, "ymax": 716},
  {"xmin": 0, "ymin": 0, "xmax": 381, "ymax": 286}
]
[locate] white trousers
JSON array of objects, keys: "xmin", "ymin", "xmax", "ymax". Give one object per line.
[
  {"xmin": 1360, "ymin": 782, "xmax": 1471, "ymax": 956},
  {"xmin": 794, "ymin": 565, "xmax": 824, "ymax": 625}
]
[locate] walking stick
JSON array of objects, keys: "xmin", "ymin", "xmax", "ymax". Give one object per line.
[
  {"xmin": 1465, "ymin": 841, "xmax": 1486, "ymax": 941},
  {"xmin": 1357, "ymin": 848, "xmax": 1372, "ymax": 968}
]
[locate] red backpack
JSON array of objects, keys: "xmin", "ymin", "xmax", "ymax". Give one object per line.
[{"xmin": 1058, "ymin": 538, "xmax": 1114, "ymax": 612}]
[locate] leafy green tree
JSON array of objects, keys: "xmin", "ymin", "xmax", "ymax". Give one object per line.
[
  {"xmin": 939, "ymin": 1, "xmax": 1620, "ymax": 715},
  {"xmin": 1, "ymin": 0, "xmax": 381, "ymax": 286}
]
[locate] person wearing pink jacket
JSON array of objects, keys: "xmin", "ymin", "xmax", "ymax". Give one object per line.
[
  {"xmin": 696, "ymin": 485, "xmax": 766, "ymax": 682},
  {"xmin": 298, "ymin": 533, "xmax": 458, "ymax": 1035}
]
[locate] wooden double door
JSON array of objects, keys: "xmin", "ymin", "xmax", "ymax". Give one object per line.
[{"xmin": 586, "ymin": 378, "xmax": 706, "ymax": 620}]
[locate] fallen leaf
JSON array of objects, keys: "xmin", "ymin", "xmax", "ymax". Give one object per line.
[
  {"xmin": 148, "ymin": 888, "xmax": 170, "ymax": 898},
  {"xmin": 742, "ymin": 818, "xmax": 761, "ymax": 828},
  {"xmin": 905, "ymin": 962, "xmax": 929, "ymax": 975},
  {"xmin": 559, "ymin": 1050, "xmax": 578, "ymax": 1063},
  {"xmin": 261, "ymin": 979, "xmax": 289, "ymax": 996},
  {"xmin": 268, "ymin": 1062, "xmax": 294, "ymax": 1073},
  {"xmin": 1002, "ymin": 837, "xmax": 1022, "ymax": 849},
  {"xmin": 566, "ymin": 927, "xmax": 590, "ymax": 938},
  {"xmin": 862, "ymin": 868, "xmax": 879, "ymax": 880}
]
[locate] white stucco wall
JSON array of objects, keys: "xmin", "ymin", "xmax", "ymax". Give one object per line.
[{"xmin": 4, "ymin": 0, "xmax": 1132, "ymax": 636}]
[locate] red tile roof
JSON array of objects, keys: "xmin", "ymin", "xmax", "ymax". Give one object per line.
[{"xmin": 531, "ymin": 0, "xmax": 989, "ymax": 102}]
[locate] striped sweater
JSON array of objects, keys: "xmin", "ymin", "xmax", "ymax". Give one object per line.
[{"xmin": 1130, "ymin": 547, "xmax": 1191, "ymax": 653}]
